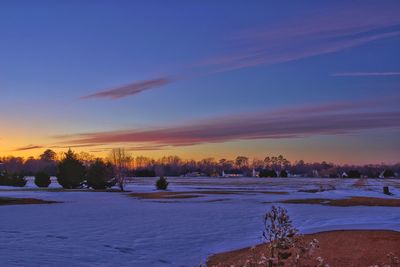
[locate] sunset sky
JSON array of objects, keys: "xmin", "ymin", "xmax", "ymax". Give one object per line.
[{"xmin": 1, "ymin": 1, "xmax": 400, "ymax": 164}]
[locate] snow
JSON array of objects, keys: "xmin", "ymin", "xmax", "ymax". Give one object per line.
[{"xmin": 0, "ymin": 177, "xmax": 399, "ymax": 266}]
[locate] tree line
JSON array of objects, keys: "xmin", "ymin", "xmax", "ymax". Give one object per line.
[{"xmin": 0, "ymin": 149, "xmax": 399, "ymax": 184}]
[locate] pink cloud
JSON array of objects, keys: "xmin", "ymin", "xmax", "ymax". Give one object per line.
[
  {"xmin": 196, "ymin": 4, "xmax": 400, "ymax": 73},
  {"xmin": 81, "ymin": 77, "xmax": 172, "ymax": 100},
  {"xmin": 57, "ymin": 100, "xmax": 400, "ymax": 149},
  {"xmin": 78, "ymin": 4, "xmax": 400, "ymax": 100}
]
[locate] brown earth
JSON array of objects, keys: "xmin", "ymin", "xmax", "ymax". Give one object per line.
[
  {"xmin": 352, "ymin": 179, "xmax": 367, "ymax": 188},
  {"xmin": 278, "ymin": 196, "xmax": 400, "ymax": 207},
  {"xmin": 207, "ymin": 230, "xmax": 400, "ymax": 267},
  {"xmin": 0, "ymin": 197, "xmax": 59, "ymax": 206},
  {"xmin": 129, "ymin": 190, "xmax": 288, "ymax": 200}
]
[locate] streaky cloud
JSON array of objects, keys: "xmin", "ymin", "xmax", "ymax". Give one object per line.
[
  {"xmin": 14, "ymin": 145, "xmax": 44, "ymax": 151},
  {"xmin": 195, "ymin": 3, "xmax": 400, "ymax": 73},
  {"xmin": 78, "ymin": 4, "xmax": 400, "ymax": 100},
  {"xmin": 58, "ymin": 99, "xmax": 400, "ymax": 149},
  {"xmin": 81, "ymin": 77, "xmax": 172, "ymax": 100},
  {"xmin": 333, "ymin": 72, "xmax": 400, "ymax": 77}
]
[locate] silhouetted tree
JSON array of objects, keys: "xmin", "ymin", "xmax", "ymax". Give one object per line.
[
  {"xmin": 34, "ymin": 171, "xmax": 51, "ymax": 188},
  {"xmin": 10, "ymin": 173, "xmax": 27, "ymax": 187},
  {"xmin": 279, "ymin": 170, "xmax": 288, "ymax": 178},
  {"xmin": 382, "ymin": 170, "xmax": 395, "ymax": 178},
  {"xmin": 0, "ymin": 172, "xmax": 27, "ymax": 187},
  {"xmin": 86, "ymin": 159, "xmax": 114, "ymax": 190},
  {"xmin": 134, "ymin": 169, "xmax": 156, "ymax": 177},
  {"xmin": 235, "ymin": 156, "xmax": 249, "ymax": 169},
  {"xmin": 40, "ymin": 149, "xmax": 57, "ymax": 161},
  {"xmin": 347, "ymin": 170, "xmax": 361, "ymax": 178},
  {"xmin": 259, "ymin": 169, "xmax": 278, "ymax": 178},
  {"xmin": 57, "ymin": 149, "xmax": 85, "ymax": 189},
  {"xmin": 109, "ymin": 148, "xmax": 131, "ymax": 191},
  {"xmin": 156, "ymin": 176, "xmax": 169, "ymax": 190}
]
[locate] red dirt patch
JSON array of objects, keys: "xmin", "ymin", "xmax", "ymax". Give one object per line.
[
  {"xmin": 129, "ymin": 190, "xmax": 288, "ymax": 200},
  {"xmin": 278, "ymin": 196, "xmax": 400, "ymax": 207},
  {"xmin": 129, "ymin": 192, "xmax": 201, "ymax": 199},
  {"xmin": 0, "ymin": 197, "xmax": 59, "ymax": 206},
  {"xmin": 352, "ymin": 178, "xmax": 367, "ymax": 188},
  {"xmin": 207, "ymin": 230, "xmax": 400, "ymax": 267}
]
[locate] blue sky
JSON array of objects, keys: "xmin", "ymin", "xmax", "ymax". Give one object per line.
[{"xmin": 1, "ymin": 0, "xmax": 399, "ymax": 164}]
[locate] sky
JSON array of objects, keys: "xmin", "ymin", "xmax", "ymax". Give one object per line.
[{"xmin": 0, "ymin": 0, "xmax": 399, "ymax": 164}]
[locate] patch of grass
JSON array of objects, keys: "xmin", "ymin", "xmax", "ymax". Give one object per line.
[
  {"xmin": 277, "ymin": 197, "xmax": 400, "ymax": 207},
  {"xmin": 129, "ymin": 190, "xmax": 288, "ymax": 200},
  {"xmin": 129, "ymin": 192, "xmax": 201, "ymax": 199},
  {"xmin": 0, "ymin": 188, "xmax": 123, "ymax": 193},
  {"xmin": 0, "ymin": 197, "xmax": 60, "ymax": 206}
]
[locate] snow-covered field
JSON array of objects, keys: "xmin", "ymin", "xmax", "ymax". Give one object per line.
[{"xmin": 1, "ymin": 177, "xmax": 400, "ymax": 267}]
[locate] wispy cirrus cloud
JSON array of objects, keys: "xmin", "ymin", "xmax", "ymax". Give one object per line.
[
  {"xmin": 80, "ymin": 3, "xmax": 400, "ymax": 100},
  {"xmin": 57, "ymin": 98, "xmax": 400, "ymax": 149},
  {"xmin": 81, "ymin": 77, "xmax": 172, "ymax": 100},
  {"xmin": 332, "ymin": 72, "xmax": 400, "ymax": 77},
  {"xmin": 196, "ymin": 3, "xmax": 400, "ymax": 73},
  {"xmin": 14, "ymin": 145, "xmax": 44, "ymax": 151}
]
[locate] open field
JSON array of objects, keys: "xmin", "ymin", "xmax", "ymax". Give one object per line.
[{"xmin": 1, "ymin": 177, "xmax": 400, "ymax": 266}]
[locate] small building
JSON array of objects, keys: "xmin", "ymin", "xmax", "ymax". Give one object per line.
[
  {"xmin": 222, "ymin": 170, "xmax": 244, "ymax": 178},
  {"xmin": 184, "ymin": 172, "xmax": 204, "ymax": 177},
  {"xmin": 252, "ymin": 168, "xmax": 259, "ymax": 177}
]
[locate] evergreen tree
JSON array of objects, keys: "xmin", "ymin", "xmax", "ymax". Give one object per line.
[
  {"xmin": 34, "ymin": 171, "xmax": 51, "ymax": 188},
  {"xmin": 86, "ymin": 159, "xmax": 114, "ymax": 190},
  {"xmin": 57, "ymin": 149, "xmax": 85, "ymax": 189}
]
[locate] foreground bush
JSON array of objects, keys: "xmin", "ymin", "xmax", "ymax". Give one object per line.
[
  {"xmin": 156, "ymin": 176, "xmax": 169, "ymax": 190},
  {"xmin": 86, "ymin": 159, "xmax": 115, "ymax": 190},
  {"xmin": 34, "ymin": 171, "xmax": 51, "ymax": 188},
  {"xmin": 262, "ymin": 206, "xmax": 328, "ymax": 267},
  {"xmin": 57, "ymin": 149, "xmax": 85, "ymax": 189}
]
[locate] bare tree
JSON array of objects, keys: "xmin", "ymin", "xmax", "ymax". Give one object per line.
[
  {"xmin": 109, "ymin": 148, "xmax": 131, "ymax": 191},
  {"xmin": 235, "ymin": 156, "xmax": 249, "ymax": 169}
]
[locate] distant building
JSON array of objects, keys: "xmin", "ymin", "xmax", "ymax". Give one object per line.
[
  {"xmin": 252, "ymin": 168, "xmax": 259, "ymax": 177},
  {"xmin": 222, "ymin": 170, "xmax": 244, "ymax": 177},
  {"xmin": 184, "ymin": 172, "xmax": 203, "ymax": 177}
]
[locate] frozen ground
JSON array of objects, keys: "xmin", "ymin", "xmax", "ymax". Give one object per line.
[{"xmin": 1, "ymin": 177, "xmax": 400, "ymax": 267}]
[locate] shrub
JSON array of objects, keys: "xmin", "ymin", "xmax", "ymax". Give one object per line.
[
  {"xmin": 262, "ymin": 206, "xmax": 328, "ymax": 267},
  {"xmin": 259, "ymin": 169, "xmax": 277, "ymax": 178},
  {"xmin": 9, "ymin": 173, "xmax": 27, "ymax": 187},
  {"xmin": 263, "ymin": 206, "xmax": 298, "ymax": 265},
  {"xmin": 0, "ymin": 173, "xmax": 7, "ymax": 185},
  {"xmin": 34, "ymin": 171, "xmax": 51, "ymax": 188},
  {"xmin": 156, "ymin": 176, "xmax": 169, "ymax": 190},
  {"xmin": 0, "ymin": 173, "xmax": 27, "ymax": 187},
  {"xmin": 279, "ymin": 170, "xmax": 288, "ymax": 177},
  {"xmin": 134, "ymin": 169, "xmax": 156, "ymax": 177},
  {"xmin": 86, "ymin": 159, "xmax": 114, "ymax": 190},
  {"xmin": 347, "ymin": 170, "xmax": 361, "ymax": 178},
  {"xmin": 57, "ymin": 149, "xmax": 86, "ymax": 189},
  {"xmin": 383, "ymin": 170, "xmax": 395, "ymax": 178}
]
